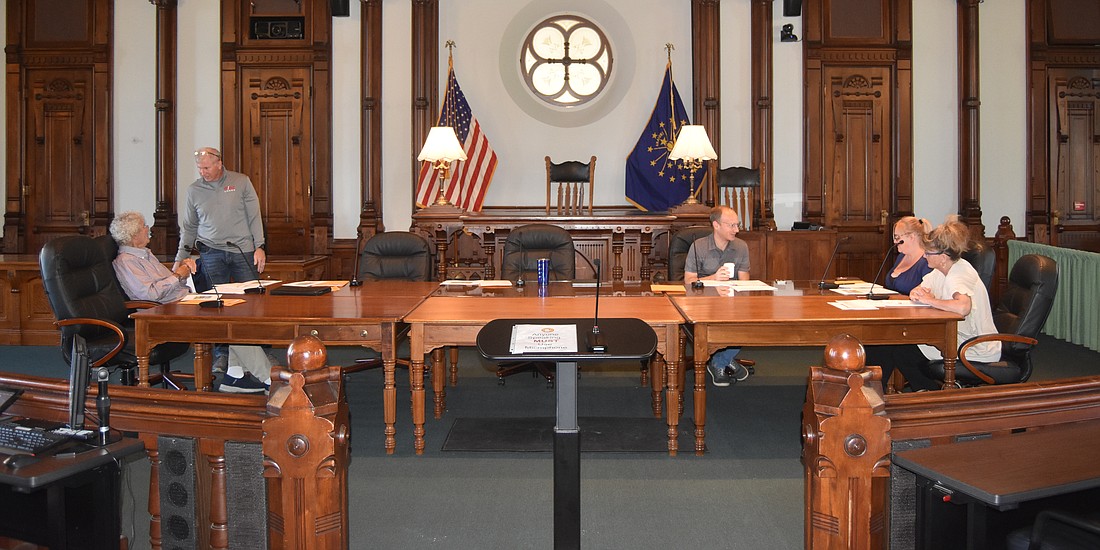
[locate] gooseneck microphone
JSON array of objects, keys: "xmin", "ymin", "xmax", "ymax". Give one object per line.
[
  {"xmin": 95, "ymin": 366, "xmax": 111, "ymax": 446},
  {"xmin": 349, "ymin": 231, "xmax": 364, "ymax": 287},
  {"xmin": 587, "ymin": 258, "xmax": 606, "ymax": 353},
  {"xmin": 199, "ymin": 283, "xmax": 224, "ymax": 308},
  {"xmin": 817, "ymin": 235, "xmax": 852, "ymax": 289},
  {"xmin": 867, "ymin": 241, "xmax": 901, "ymax": 300},
  {"xmin": 227, "ymin": 241, "xmax": 266, "ymax": 294}
]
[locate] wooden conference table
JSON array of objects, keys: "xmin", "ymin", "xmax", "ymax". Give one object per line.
[
  {"xmin": 130, "ymin": 281, "xmax": 437, "ymax": 453},
  {"xmin": 671, "ymin": 284, "xmax": 962, "ymax": 455},
  {"xmin": 403, "ymin": 281, "xmax": 685, "ymax": 455}
]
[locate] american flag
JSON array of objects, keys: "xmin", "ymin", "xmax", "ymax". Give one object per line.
[{"xmin": 415, "ymin": 68, "xmax": 497, "ymax": 211}]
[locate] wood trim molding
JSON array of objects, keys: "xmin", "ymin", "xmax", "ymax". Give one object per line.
[
  {"xmin": 152, "ymin": 0, "xmax": 179, "ymax": 255},
  {"xmin": 410, "ymin": 0, "xmax": 439, "ymax": 215},
  {"xmin": 957, "ymin": 0, "xmax": 984, "ymax": 236},
  {"xmin": 691, "ymin": 0, "xmax": 721, "ymax": 207},
  {"xmin": 751, "ymin": 0, "xmax": 775, "ymax": 228},
  {"xmin": 361, "ymin": 0, "xmax": 383, "ymax": 235}
]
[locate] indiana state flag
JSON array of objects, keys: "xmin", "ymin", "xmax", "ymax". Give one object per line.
[{"xmin": 625, "ymin": 62, "xmax": 704, "ymax": 211}]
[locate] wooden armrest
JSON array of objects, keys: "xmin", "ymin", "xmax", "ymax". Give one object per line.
[
  {"xmin": 54, "ymin": 318, "xmax": 126, "ymax": 368},
  {"xmin": 125, "ymin": 300, "xmax": 160, "ymax": 310},
  {"xmin": 957, "ymin": 333, "xmax": 1039, "ymax": 385}
]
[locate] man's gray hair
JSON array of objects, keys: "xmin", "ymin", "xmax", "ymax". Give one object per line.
[{"xmin": 109, "ymin": 211, "xmax": 146, "ymax": 246}]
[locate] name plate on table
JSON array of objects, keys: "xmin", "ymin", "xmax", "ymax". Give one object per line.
[
  {"xmin": 270, "ymin": 285, "xmax": 332, "ymax": 296},
  {"xmin": 509, "ymin": 324, "xmax": 578, "ymax": 354}
]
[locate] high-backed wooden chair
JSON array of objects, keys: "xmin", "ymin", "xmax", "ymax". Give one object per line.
[
  {"xmin": 716, "ymin": 164, "xmax": 764, "ymax": 230},
  {"xmin": 545, "ymin": 156, "xmax": 596, "ymax": 216}
]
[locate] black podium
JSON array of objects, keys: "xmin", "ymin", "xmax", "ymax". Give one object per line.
[{"xmin": 476, "ymin": 318, "xmax": 657, "ymax": 550}]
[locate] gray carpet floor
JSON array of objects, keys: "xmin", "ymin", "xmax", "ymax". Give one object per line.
[{"xmin": 2, "ymin": 334, "xmax": 1097, "ymax": 549}]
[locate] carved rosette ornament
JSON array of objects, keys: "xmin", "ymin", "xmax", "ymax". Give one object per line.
[
  {"xmin": 802, "ymin": 334, "xmax": 891, "ymax": 549},
  {"xmin": 262, "ymin": 335, "xmax": 350, "ymax": 549}
]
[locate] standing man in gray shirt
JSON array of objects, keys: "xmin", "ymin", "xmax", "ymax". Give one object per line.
[
  {"xmin": 684, "ymin": 205, "xmax": 754, "ymax": 387},
  {"xmin": 174, "ymin": 146, "xmax": 268, "ymax": 371}
]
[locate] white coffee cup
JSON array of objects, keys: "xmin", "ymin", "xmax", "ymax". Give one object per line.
[{"xmin": 723, "ymin": 262, "xmax": 736, "ymax": 280}]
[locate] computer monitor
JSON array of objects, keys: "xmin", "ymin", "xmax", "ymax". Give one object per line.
[{"xmin": 67, "ymin": 334, "xmax": 91, "ymax": 430}]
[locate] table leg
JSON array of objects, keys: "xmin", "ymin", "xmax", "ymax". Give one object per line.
[
  {"xmin": 650, "ymin": 353, "xmax": 665, "ymax": 418},
  {"xmin": 665, "ymin": 354, "xmax": 679, "ymax": 456},
  {"xmin": 383, "ymin": 327, "xmax": 397, "ymax": 455},
  {"xmin": 432, "ymin": 348, "xmax": 446, "ymax": 419},
  {"xmin": 135, "ymin": 321, "xmax": 151, "ymax": 388},
  {"xmin": 410, "ymin": 324, "xmax": 426, "ymax": 455},
  {"xmin": 195, "ymin": 343, "xmax": 213, "ymax": 392}
]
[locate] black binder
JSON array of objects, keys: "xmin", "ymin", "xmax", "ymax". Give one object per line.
[{"xmin": 269, "ymin": 285, "xmax": 332, "ymax": 296}]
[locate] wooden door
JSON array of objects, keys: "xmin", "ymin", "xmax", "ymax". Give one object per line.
[
  {"xmin": 239, "ymin": 68, "xmax": 313, "ymax": 255},
  {"xmin": 1049, "ymin": 71, "xmax": 1100, "ymax": 251}
]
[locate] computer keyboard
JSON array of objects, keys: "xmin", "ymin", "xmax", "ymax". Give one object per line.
[{"xmin": 0, "ymin": 422, "xmax": 68, "ymax": 454}]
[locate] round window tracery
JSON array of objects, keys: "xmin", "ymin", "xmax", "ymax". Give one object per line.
[{"xmin": 521, "ymin": 15, "xmax": 613, "ymax": 107}]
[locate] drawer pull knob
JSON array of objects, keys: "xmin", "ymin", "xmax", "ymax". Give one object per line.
[
  {"xmin": 310, "ymin": 330, "xmax": 319, "ymax": 336},
  {"xmin": 361, "ymin": 330, "xmax": 368, "ymax": 337}
]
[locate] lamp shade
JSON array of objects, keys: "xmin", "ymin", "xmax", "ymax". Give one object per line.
[
  {"xmin": 417, "ymin": 127, "xmax": 468, "ymax": 163},
  {"xmin": 668, "ymin": 125, "xmax": 717, "ymax": 161}
]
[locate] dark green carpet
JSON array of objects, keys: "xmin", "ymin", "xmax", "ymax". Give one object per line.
[{"xmin": 441, "ymin": 416, "xmax": 669, "ymax": 452}]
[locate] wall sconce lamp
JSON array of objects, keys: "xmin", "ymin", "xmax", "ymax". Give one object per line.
[
  {"xmin": 417, "ymin": 126, "xmax": 467, "ymax": 208},
  {"xmin": 668, "ymin": 125, "xmax": 717, "ymax": 207}
]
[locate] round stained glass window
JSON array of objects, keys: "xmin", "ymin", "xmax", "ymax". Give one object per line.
[{"xmin": 521, "ymin": 15, "xmax": 613, "ymax": 107}]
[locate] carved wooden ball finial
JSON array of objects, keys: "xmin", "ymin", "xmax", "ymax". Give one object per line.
[
  {"xmin": 286, "ymin": 335, "xmax": 328, "ymax": 372},
  {"xmin": 823, "ymin": 333, "xmax": 865, "ymax": 372}
]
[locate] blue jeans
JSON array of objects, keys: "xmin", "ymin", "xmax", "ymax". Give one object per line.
[
  {"xmin": 709, "ymin": 347, "xmax": 742, "ymax": 370},
  {"xmin": 197, "ymin": 245, "xmax": 260, "ymax": 360}
]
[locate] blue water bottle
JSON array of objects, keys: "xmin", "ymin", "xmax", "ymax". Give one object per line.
[{"xmin": 537, "ymin": 258, "xmax": 550, "ymax": 286}]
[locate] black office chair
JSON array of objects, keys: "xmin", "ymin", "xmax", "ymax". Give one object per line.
[
  {"xmin": 961, "ymin": 238, "xmax": 995, "ymax": 295},
  {"xmin": 545, "ymin": 156, "xmax": 596, "ymax": 216},
  {"xmin": 39, "ymin": 235, "xmax": 190, "ymax": 389},
  {"xmin": 497, "ymin": 224, "xmax": 576, "ymax": 386},
  {"xmin": 922, "ymin": 254, "xmax": 1058, "ymax": 386},
  {"xmin": 1006, "ymin": 510, "xmax": 1100, "ymax": 550},
  {"xmin": 717, "ymin": 164, "xmax": 763, "ymax": 231},
  {"xmin": 667, "ymin": 226, "xmax": 713, "ymax": 282},
  {"xmin": 358, "ymin": 231, "xmax": 433, "ymax": 282},
  {"xmin": 348, "ymin": 231, "xmax": 434, "ymax": 376}
]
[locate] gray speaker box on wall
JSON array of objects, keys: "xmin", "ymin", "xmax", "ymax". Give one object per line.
[
  {"xmin": 331, "ymin": 0, "xmax": 350, "ymax": 17},
  {"xmin": 158, "ymin": 435, "xmax": 198, "ymax": 550},
  {"xmin": 784, "ymin": 0, "xmax": 803, "ymax": 17},
  {"xmin": 225, "ymin": 441, "xmax": 269, "ymax": 550}
]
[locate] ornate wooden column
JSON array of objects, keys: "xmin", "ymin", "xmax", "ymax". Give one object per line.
[
  {"xmin": 957, "ymin": 0, "xmax": 984, "ymax": 237},
  {"xmin": 751, "ymin": 0, "xmax": 776, "ymax": 229},
  {"xmin": 150, "ymin": 0, "xmax": 179, "ymax": 255},
  {"xmin": 802, "ymin": 334, "xmax": 891, "ymax": 549},
  {"xmin": 263, "ymin": 335, "xmax": 350, "ymax": 549},
  {"xmin": 690, "ymin": 0, "xmax": 721, "ymax": 207},
  {"xmin": 361, "ymin": 0, "xmax": 384, "ymax": 235},
  {"xmin": 410, "ymin": 0, "xmax": 439, "ymax": 216}
]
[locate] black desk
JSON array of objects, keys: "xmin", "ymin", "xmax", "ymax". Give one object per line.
[
  {"xmin": 0, "ymin": 437, "xmax": 145, "ymax": 549},
  {"xmin": 476, "ymin": 318, "xmax": 656, "ymax": 550},
  {"xmin": 892, "ymin": 420, "xmax": 1100, "ymax": 549}
]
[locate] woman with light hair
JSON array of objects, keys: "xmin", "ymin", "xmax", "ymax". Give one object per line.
[
  {"xmin": 866, "ymin": 216, "xmax": 1000, "ymax": 391},
  {"xmin": 884, "ymin": 216, "xmax": 933, "ymax": 295}
]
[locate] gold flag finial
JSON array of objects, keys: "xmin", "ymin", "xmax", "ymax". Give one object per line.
[
  {"xmin": 445, "ymin": 40, "xmax": 456, "ymax": 69},
  {"xmin": 665, "ymin": 43, "xmax": 674, "ymax": 62}
]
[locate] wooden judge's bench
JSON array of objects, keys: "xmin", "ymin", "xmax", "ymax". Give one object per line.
[{"xmin": 412, "ymin": 206, "xmax": 839, "ymax": 283}]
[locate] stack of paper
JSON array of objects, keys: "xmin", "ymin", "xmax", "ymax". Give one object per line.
[{"xmin": 831, "ymin": 284, "xmax": 897, "ymax": 296}]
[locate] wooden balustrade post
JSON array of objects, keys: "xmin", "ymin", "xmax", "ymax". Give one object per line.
[
  {"xmin": 992, "ymin": 215, "xmax": 1017, "ymax": 303},
  {"xmin": 263, "ymin": 335, "xmax": 350, "ymax": 550},
  {"xmin": 802, "ymin": 334, "xmax": 891, "ymax": 550}
]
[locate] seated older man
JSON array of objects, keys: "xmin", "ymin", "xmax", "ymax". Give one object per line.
[{"xmin": 110, "ymin": 210, "xmax": 271, "ymax": 393}]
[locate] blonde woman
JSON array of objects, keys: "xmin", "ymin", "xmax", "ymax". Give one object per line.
[{"xmin": 884, "ymin": 216, "xmax": 933, "ymax": 295}]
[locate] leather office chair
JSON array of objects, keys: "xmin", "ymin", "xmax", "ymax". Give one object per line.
[
  {"xmin": 716, "ymin": 164, "xmax": 764, "ymax": 231},
  {"xmin": 545, "ymin": 156, "xmax": 596, "ymax": 216},
  {"xmin": 39, "ymin": 235, "xmax": 190, "ymax": 389},
  {"xmin": 667, "ymin": 226, "xmax": 713, "ymax": 281},
  {"xmin": 348, "ymin": 231, "xmax": 434, "ymax": 376},
  {"xmin": 961, "ymin": 238, "xmax": 995, "ymax": 295},
  {"xmin": 922, "ymin": 253, "xmax": 1058, "ymax": 386},
  {"xmin": 497, "ymin": 224, "xmax": 576, "ymax": 385},
  {"xmin": 358, "ymin": 231, "xmax": 433, "ymax": 282},
  {"xmin": 1006, "ymin": 510, "xmax": 1100, "ymax": 550}
]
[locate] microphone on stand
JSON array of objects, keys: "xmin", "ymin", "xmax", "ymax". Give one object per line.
[
  {"xmin": 95, "ymin": 366, "xmax": 112, "ymax": 446},
  {"xmin": 587, "ymin": 258, "xmax": 606, "ymax": 353},
  {"xmin": 199, "ymin": 283, "xmax": 224, "ymax": 308},
  {"xmin": 227, "ymin": 241, "xmax": 266, "ymax": 294},
  {"xmin": 867, "ymin": 241, "xmax": 901, "ymax": 300},
  {"xmin": 817, "ymin": 235, "xmax": 852, "ymax": 289},
  {"xmin": 349, "ymin": 230, "xmax": 364, "ymax": 287}
]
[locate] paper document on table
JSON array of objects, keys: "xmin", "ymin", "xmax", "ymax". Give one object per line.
[
  {"xmin": 828, "ymin": 300, "xmax": 883, "ymax": 311},
  {"xmin": 178, "ymin": 294, "xmax": 246, "ymax": 307},
  {"xmin": 211, "ymin": 280, "xmax": 280, "ymax": 294},
  {"xmin": 509, "ymin": 324, "xmax": 578, "ymax": 354},
  {"xmin": 831, "ymin": 284, "xmax": 897, "ymax": 296},
  {"xmin": 282, "ymin": 280, "xmax": 349, "ymax": 290},
  {"xmin": 729, "ymin": 280, "xmax": 778, "ymax": 291},
  {"xmin": 651, "ymin": 283, "xmax": 686, "ymax": 293},
  {"xmin": 876, "ymin": 300, "xmax": 931, "ymax": 308}
]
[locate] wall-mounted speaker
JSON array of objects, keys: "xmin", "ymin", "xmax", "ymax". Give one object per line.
[
  {"xmin": 331, "ymin": 0, "xmax": 350, "ymax": 17},
  {"xmin": 784, "ymin": 0, "xmax": 803, "ymax": 17},
  {"xmin": 158, "ymin": 435, "xmax": 198, "ymax": 550},
  {"xmin": 225, "ymin": 441, "xmax": 269, "ymax": 550}
]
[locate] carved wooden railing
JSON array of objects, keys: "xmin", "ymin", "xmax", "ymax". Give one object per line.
[
  {"xmin": 803, "ymin": 334, "xmax": 1100, "ymax": 549},
  {"xmin": 0, "ymin": 335, "xmax": 348, "ymax": 550}
]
